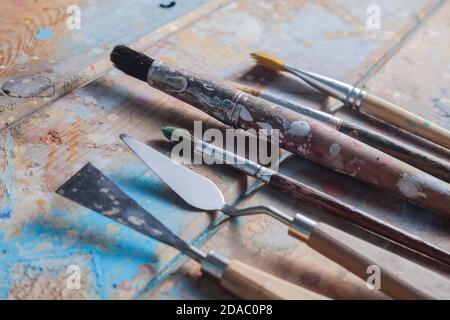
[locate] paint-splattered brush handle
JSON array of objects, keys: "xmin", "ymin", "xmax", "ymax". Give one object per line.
[
  {"xmin": 338, "ymin": 121, "xmax": 450, "ymax": 183},
  {"xmin": 289, "ymin": 222, "xmax": 433, "ymax": 299},
  {"xmin": 141, "ymin": 60, "xmax": 450, "ymax": 217},
  {"xmin": 234, "ymin": 84, "xmax": 450, "ymax": 183},
  {"xmin": 360, "ymin": 93, "xmax": 450, "ymax": 150},
  {"xmin": 269, "ymin": 172, "xmax": 450, "ymax": 266}
]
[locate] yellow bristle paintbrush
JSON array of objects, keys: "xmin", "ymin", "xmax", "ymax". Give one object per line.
[{"xmin": 251, "ymin": 51, "xmax": 450, "ymax": 150}]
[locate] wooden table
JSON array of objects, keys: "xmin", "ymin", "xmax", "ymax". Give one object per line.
[{"xmin": 0, "ymin": 0, "xmax": 449, "ymax": 299}]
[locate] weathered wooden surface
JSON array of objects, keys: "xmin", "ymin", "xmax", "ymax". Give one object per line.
[
  {"xmin": 1, "ymin": 0, "xmax": 450, "ymax": 299},
  {"xmin": 0, "ymin": 0, "xmax": 219, "ymax": 128}
]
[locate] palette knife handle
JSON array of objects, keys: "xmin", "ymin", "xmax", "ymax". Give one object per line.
[
  {"xmin": 220, "ymin": 259, "xmax": 329, "ymax": 300},
  {"xmin": 288, "ymin": 219, "xmax": 433, "ymax": 300}
]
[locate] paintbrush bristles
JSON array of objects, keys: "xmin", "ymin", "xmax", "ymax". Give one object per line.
[
  {"xmin": 251, "ymin": 52, "xmax": 285, "ymax": 71},
  {"xmin": 110, "ymin": 45, "xmax": 154, "ymax": 82},
  {"xmin": 228, "ymin": 81, "xmax": 262, "ymax": 96}
]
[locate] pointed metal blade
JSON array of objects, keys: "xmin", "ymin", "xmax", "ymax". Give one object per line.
[
  {"xmin": 120, "ymin": 134, "xmax": 225, "ymax": 211},
  {"xmin": 55, "ymin": 162, "xmax": 192, "ymax": 255}
]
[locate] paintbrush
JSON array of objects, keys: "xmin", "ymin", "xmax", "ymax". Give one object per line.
[
  {"xmin": 110, "ymin": 45, "xmax": 450, "ymax": 217},
  {"xmin": 119, "ymin": 133, "xmax": 435, "ymax": 300},
  {"xmin": 56, "ymin": 162, "xmax": 327, "ymax": 300},
  {"xmin": 250, "ymin": 51, "xmax": 450, "ymax": 150},
  {"xmin": 229, "ymin": 81, "xmax": 450, "ymax": 183},
  {"xmin": 161, "ymin": 126, "xmax": 450, "ymax": 266}
]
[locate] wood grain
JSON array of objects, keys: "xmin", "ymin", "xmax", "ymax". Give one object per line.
[
  {"xmin": 269, "ymin": 172, "xmax": 450, "ymax": 265},
  {"xmin": 0, "ymin": 0, "xmax": 81, "ymax": 78},
  {"xmin": 291, "ymin": 223, "xmax": 433, "ymax": 299},
  {"xmin": 361, "ymin": 93, "xmax": 450, "ymax": 150},
  {"xmin": 0, "ymin": 0, "xmax": 226, "ymax": 129},
  {"xmin": 2, "ymin": 0, "xmax": 449, "ymax": 300},
  {"xmin": 222, "ymin": 260, "xmax": 329, "ymax": 300}
]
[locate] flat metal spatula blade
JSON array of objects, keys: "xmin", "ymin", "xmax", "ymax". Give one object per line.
[
  {"xmin": 56, "ymin": 162, "xmax": 190, "ymax": 253},
  {"xmin": 120, "ymin": 134, "xmax": 225, "ymax": 211}
]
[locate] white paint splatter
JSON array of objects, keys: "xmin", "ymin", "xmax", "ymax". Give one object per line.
[
  {"xmin": 326, "ymin": 143, "xmax": 344, "ymax": 170},
  {"xmin": 93, "ymin": 203, "xmax": 103, "ymax": 210},
  {"xmin": 397, "ymin": 174, "xmax": 427, "ymax": 199},
  {"xmin": 288, "ymin": 121, "xmax": 310, "ymax": 137},
  {"xmin": 152, "ymin": 229, "xmax": 163, "ymax": 236},
  {"xmin": 329, "ymin": 143, "xmax": 341, "ymax": 157},
  {"xmin": 166, "ymin": 76, "xmax": 188, "ymax": 93},
  {"xmin": 240, "ymin": 107, "xmax": 253, "ymax": 121},
  {"xmin": 128, "ymin": 216, "xmax": 145, "ymax": 226},
  {"xmin": 202, "ymin": 83, "xmax": 214, "ymax": 91}
]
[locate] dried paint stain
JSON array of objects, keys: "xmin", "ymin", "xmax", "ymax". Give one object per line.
[
  {"xmin": 40, "ymin": 130, "xmax": 62, "ymax": 145},
  {"xmin": 288, "ymin": 121, "xmax": 310, "ymax": 137},
  {"xmin": 329, "ymin": 143, "xmax": 341, "ymax": 157},
  {"xmin": 0, "ymin": 207, "xmax": 13, "ymax": 219},
  {"xmin": 128, "ymin": 216, "xmax": 145, "ymax": 226},
  {"xmin": 239, "ymin": 107, "xmax": 253, "ymax": 121},
  {"xmin": 397, "ymin": 173, "xmax": 426, "ymax": 199}
]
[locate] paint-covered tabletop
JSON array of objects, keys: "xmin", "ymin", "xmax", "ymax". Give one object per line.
[{"xmin": 1, "ymin": 0, "xmax": 449, "ymax": 299}]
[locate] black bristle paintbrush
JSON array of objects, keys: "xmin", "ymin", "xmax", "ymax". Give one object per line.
[{"xmin": 110, "ymin": 45, "xmax": 154, "ymax": 82}]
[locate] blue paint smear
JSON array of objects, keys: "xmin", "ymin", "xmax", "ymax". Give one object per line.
[
  {"xmin": 0, "ymin": 143, "xmax": 208, "ymax": 298},
  {"xmin": 0, "ymin": 207, "xmax": 160, "ymax": 299},
  {"xmin": 0, "ymin": 207, "xmax": 12, "ymax": 219},
  {"xmin": 36, "ymin": 27, "xmax": 55, "ymax": 41},
  {"xmin": 0, "ymin": 133, "xmax": 15, "ymax": 217},
  {"xmin": 0, "ymin": 157, "xmax": 203, "ymax": 299}
]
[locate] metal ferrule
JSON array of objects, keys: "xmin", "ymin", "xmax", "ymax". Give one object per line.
[
  {"xmin": 346, "ymin": 86, "xmax": 367, "ymax": 110},
  {"xmin": 289, "ymin": 214, "xmax": 317, "ymax": 242},
  {"xmin": 200, "ymin": 250, "xmax": 229, "ymax": 279},
  {"xmin": 285, "ymin": 65, "xmax": 367, "ymax": 110},
  {"xmin": 192, "ymin": 135, "xmax": 274, "ymax": 183},
  {"xmin": 260, "ymin": 91, "xmax": 342, "ymax": 129}
]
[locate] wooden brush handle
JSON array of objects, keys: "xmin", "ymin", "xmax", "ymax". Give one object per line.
[
  {"xmin": 289, "ymin": 223, "xmax": 431, "ymax": 300},
  {"xmin": 361, "ymin": 93, "xmax": 450, "ymax": 149},
  {"xmin": 221, "ymin": 260, "xmax": 328, "ymax": 300}
]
